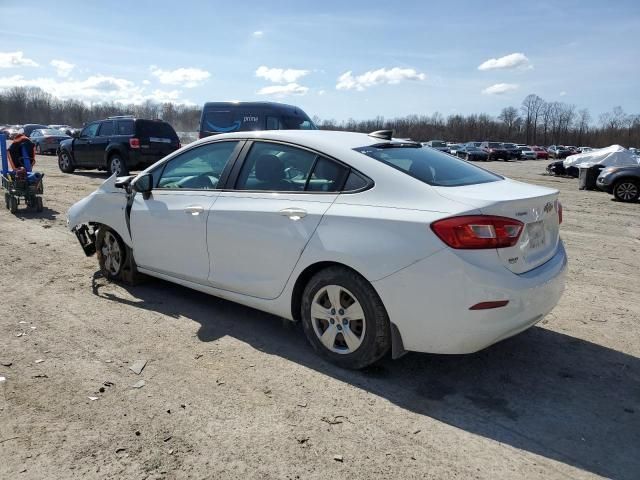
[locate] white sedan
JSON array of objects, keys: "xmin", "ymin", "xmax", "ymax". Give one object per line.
[{"xmin": 67, "ymin": 130, "xmax": 567, "ymax": 369}]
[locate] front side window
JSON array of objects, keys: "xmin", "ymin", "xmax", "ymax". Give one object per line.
[
  {"xmin": 354, "ymin": 144, "xmax": 502, "ymax": 187},
  {"xmin": 81, "ymin": 123, "xmax": 100, "ymax": 138},
  {"xmin": 156, "ymin": 141, "xmax": 239, "ymax": 190}
]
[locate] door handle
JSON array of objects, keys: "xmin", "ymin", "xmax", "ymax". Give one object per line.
[
  {"xmin": 279, "ymin": 207, "xmax": 307, "ymax": 220},
  {"xmin": 184, "ymin": 205, "xmax": 205, "ymax": 215}
]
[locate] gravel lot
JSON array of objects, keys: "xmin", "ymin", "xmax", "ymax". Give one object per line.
[{"xmin": 1, "ymin": 153, "xmax": 639, "ymax": 479}]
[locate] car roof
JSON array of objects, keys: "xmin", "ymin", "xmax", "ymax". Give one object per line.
[{"xmin": 202, "ymin": 101, "xmax": 304, "ymax": 114}]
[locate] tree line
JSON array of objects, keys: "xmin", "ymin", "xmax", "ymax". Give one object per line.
[{"xmin": 1, "ymin": 86, "xmax": 638, "ymax": 147}]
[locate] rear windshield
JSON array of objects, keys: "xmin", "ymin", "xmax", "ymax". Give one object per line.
[
  {"xmin": 354, "ymin": 144, "xmax": 502, "ymax": 187},
  {"xmin": 136, "ymin": 120, "xmax": 179, "ymax": 140}
]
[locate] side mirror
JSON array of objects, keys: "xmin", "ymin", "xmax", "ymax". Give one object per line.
[{"xmin": 132, "ymin": 173, "xmax": 153, "ymax": 196}]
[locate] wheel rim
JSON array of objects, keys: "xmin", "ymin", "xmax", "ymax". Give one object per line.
[
  {"xmin": 616, "ymin": 182, "xmax": 638, "ymax": 201},
  {"xmin": 101, "ymin": 231, "xmax": 122, "ymax": 276},
  {"xmin": 110, "ymin": 158, "xmax": 122, "ymax": 175},
  {"xmin": 61, "ymin": 153, "xmax": 70, "ymax": 170},
  {"xmin": 310, "ymin": 285, "xmax": 366, "ymax": 355}
]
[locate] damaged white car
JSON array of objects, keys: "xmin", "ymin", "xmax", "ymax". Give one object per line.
[{"xmin": 67, "ymin": 130, "xmax": 567, "ymax": 369}]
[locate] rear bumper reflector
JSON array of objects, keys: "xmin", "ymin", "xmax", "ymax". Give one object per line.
[{"xmin": 469, "ymin": 300, "xmax": 510, "ymax": 310}]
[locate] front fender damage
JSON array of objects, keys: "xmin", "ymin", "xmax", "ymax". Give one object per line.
[{"xmin": 67, "ymin": 174, "xmax": 132, "ymax": 255}]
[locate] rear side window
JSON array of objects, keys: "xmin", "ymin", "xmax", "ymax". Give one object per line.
[
  {"xmin": 136, "ymin": 120, "xmax": 178, "ymax": 141},
  {"xmin": 98, "ymin": 121, "xmax": 114, "ymax": 136},
  {"xmin": 306, "ymin": 157, "xmax": 349, "ymax": 192},
  {"xmin": 117, "ymin": 120, "xmax": 134, "ymax": 135},
  {"xmin": 354, "ymin": 145, "xmax": 502, "ymax": 187}
]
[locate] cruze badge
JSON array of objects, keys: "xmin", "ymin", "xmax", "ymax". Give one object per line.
[{"xmin": 544, "ymin": 202, "xmax": 553, "ymax": 213}]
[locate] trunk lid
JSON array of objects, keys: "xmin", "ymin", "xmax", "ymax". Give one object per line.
[{"xmin": 433, "ymin": 179, "xmax": 561, "ymax": 274}]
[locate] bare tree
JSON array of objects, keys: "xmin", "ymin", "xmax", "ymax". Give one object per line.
[{"xmin": 498, "ymin": 106, "xmax": 520, "ymax": 138}]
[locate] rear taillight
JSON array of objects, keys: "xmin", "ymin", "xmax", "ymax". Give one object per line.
[
  {"xmin": 129, "ymin": 138, "xmax": 140, "ymax": 149},
  {"xmin": 556, "ymin": 201, "xmax": 563, "ymax": 224},
  {"xmin": 431, "ymin": 215, "xmax": 524, "ymax": 249}
]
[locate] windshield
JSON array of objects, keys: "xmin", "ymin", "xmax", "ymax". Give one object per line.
[
  {"xmin": 354, "ymin": 144, "xmax": 502, "ymax": 187},
  {"xmin": 429, "ymin": 141, "xmax": 446, "ymax": 147},
  {"xmin": 488, "ymin": 142, "xmax": 502, "ymax": 148},
  {"xmin": 280, "ymin": 115, "xmax": 316, "ymax": 130}
]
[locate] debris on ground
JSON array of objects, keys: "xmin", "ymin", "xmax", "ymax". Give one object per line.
[
  {"xmin": 0, "ymin": 361, "xmax": 12, "ymax": 367},
  {"xmin": 297, "ymin": 402, "xmax": 308, "ymax": 408},
  {"xmin": 34, "ymin": 359, "xmax": 44, "ymax": 364},
  {"xmin": 0, "ymin": 376, "xmax": 6, "ymax": 383},
  {"xmin": 130, "ymin": 380, "xmax": 145, "ymax": 389},
  {"xmin": 33, "ymin": 374, "xmax": 48, "ymax": 379},
  {"xmin": 129, "ymin": 359, "xmax": 147, "ymax": 375},
  {"xmin": 88, "ymin": 396, "xmax": 98, "ymax": 401},
  {"xmin": 333, "ymin": 455, "xmax": 344, "ymax": 462},
  {"xmin": 321, "ymin": 415, "xmax": 349, "ymax": 425}
]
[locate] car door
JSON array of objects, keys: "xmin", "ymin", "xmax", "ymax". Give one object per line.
[
  {"xmin": 93, "ymin": 121, "xmax": 114, "ymax": 166},
  {"xmin": 73, "ymin": 122, "xmax": 100, "ymax": 167},
  {"xmin": 206, "ymin": 141, "xmax": 350, "ymax": 299},
  {"xmin": 129, "ymin": 140, "xmax": 243, "ymax": 284}
]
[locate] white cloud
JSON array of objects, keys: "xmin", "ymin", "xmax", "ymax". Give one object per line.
[
  {"xmin": 336, "ymin": 67, "xmax": 426, "ymax": 91},
  {"xmin": 481, "ymin": 83, "xmax": 519, "ymax": 95},
  {"xmin": 256, "ymin": 66, "xmax": 310, "ymax": 84},
  {"xmin": 478, "ymin": 53, "xmax": 531, "ymax": 71},
  {"xmin": 318, "ymin": 89, "xmax": 326, "ymax": 96},
  {"xmin": 0, "ymin": 74, "xmax": 187, "ymax": 105},
  {"xmin": 559, "ymin": 91, "xmax": 567, "ymax": 97},
  {"xmin": 149, "ymin": 66, "xmax": 210, "ymax": 88},
  {"xmin": 0, "ymin": 51, "xmax": 39, "ymax": 68},
  {"xmin": 252, "ymin": 30, "xmax": 264, "ymax": 38},
  {"xmin": 50, "ymin": 59, "xmax": 75, "ymax": 77},
  {"xmin": 142, "ymin": 79, "xmax": 151, "ymax": 85},
  {"xmin": 257, "ymin": 83, "xmax": 308, "ymax": 97}
]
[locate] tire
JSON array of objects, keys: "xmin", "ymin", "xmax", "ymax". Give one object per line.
[
  {"xmin": 9, "ymin": 195, "xmax": 18, "ymax": 214},
  {"xmin": 4, "ymin": 193, "xmax": 9, "ymax": 210},
  {"xmin": 36, "ymin": 196, "xmax": 43, "ymax": 212},
  {"xmin": 301, "ymin": 267, "xmax": 391, "ymax": 369},
  {"xmin": 108, "ymin": 154, "xmax": 128, "ymax": 177},
  {"xmin": 613, "ymin": 179, "xmax": 640, "ymax": 202},
  {"xmin": 35, "ymin": 144, "xmax": 41, "ymax": 155},
  {"xmin": 96, "ymin": 228, "xmax": 126, "ymax": 281},
  {"xmin": 58, "ymin": 151, "xmax": 75, "ymax": 173}
]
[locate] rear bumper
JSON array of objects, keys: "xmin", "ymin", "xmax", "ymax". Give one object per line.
[{"xmin": 372, "ymin": 241, "xmax": 567, "ymax": 354}]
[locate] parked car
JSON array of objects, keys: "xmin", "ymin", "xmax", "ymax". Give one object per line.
[
  {"xmin": 49, "ymin": 124, "xmax": 74, "ymax": 136},
  {"xmin": 20, "ymin": 123, "xmax": 48, "ymax": 137},
  {"xmin": 58, "ymin": 116, "xmax": 180, "ymax": 176},
  {"xmin": 466, "ymin": 141, "xmax": 483, "ymax": 148},
  {"xmin": 67, "ymin": 129, "xmax": 566, "ymax": 369},
  {"xmin": 577, "ymin": 146, "xmax": 594, "ymax": 153},
  {"xmin": 447, "ymin": 144, "xmax": 464, "ymax": 156},
  {"xmin": 547, "ymin": 145, "xmax": 573, "ymax": 159},
  {"xmin": 531, "ymin": 146, "xmax": 549, "ymax": 160},
  {"xmin": 596, "ymin": 165, "xmax": 640, "ymax": 202},
  {"xmin": 199, "ymin": 101, "xmax": 316, "ymax": 139},
  {"xmin": 518, "ymin": 146, "xmax": 537, "ymax": 160},
  {"xmin": 455, "ymin": 145, "xmax": 489, "ymax": 161},
  {"xmin": 502, "ymin": 143, "xmax": 522, "ymax": 160},
  {"xmin": 423, "ymin": 140, "xmax": 450, "ymax": 153},
  {"xmin": 30, "ymin": 128, "xmax": 71, "ymax": 154},
  {"xmin": 479, "ymin": 141, "xmax": 510, "ymax": 161}
]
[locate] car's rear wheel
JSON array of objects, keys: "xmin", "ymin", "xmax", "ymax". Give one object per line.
[
  {"xmin": 301, "ymin": 267, "xmax": 391, "ymax": 369},
  {"xmin": 108, "ymin": 154, "xmax": 128, "ymax": 176},
  {"xmin": 58, "ymin": 151, "xmax": 75, "ymax": 173},
  {"xmin": 613, "ymin": 179, "xmax": 639, "ymax": 202}
]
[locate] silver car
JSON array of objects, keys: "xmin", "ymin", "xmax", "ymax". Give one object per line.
[{"xmin": 596, "ymin": 166, "xmax": 640, "ymax": 202}]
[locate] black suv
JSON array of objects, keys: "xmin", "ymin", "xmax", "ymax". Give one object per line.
[{"xmin": 58, "ymin": 116, "xmax": 180, "ymax": 176}]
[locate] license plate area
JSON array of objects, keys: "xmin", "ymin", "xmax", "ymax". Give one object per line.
[{"xmin": 527, "ymin": 220, "xmax": 546, "ymax": 249}]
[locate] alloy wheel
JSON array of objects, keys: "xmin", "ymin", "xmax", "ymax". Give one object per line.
[
  {"xmin": 60, "ymin": 153, "xmax": 71, "ymax": 170},
  {"xmin": 110, "ymin": 157, "xmax": 123, "ymax": 176},
  {"xmin": 615, "ymin": 182, "xmax": 638, "ymax": 201},
  {"xmin": 101, "ymin": 231, "xmax": 122, "ymax": 276},
  {"xmin": 310, "ymin": 285, "xmax": 366, "ymax": 354}
]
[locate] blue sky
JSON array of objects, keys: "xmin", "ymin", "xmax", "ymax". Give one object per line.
[{"xmin": 1, "ymin": 0, "xmax": 639, "ymax": 121}]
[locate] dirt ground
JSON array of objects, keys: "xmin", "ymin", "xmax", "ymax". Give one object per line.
[{"xmin": 1, "ymin": 152, "xmax": 639, "ymax": 480}]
